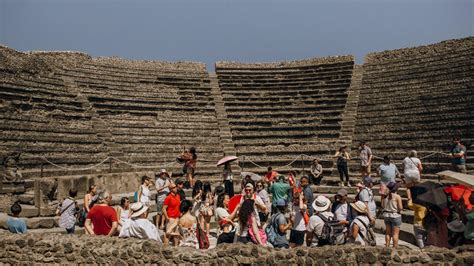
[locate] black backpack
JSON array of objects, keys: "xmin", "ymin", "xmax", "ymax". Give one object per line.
[{"xmin": 317, "ymin": 214, "xmax": 346, "ymax": 246}]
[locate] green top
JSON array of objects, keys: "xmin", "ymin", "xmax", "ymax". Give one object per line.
[
  {"xmin": 269, "ymin": 181, "xmax": 291, "ymax": 206},
  {"xmin": 451, "ymin": 144, "xmax": 466, "ymax": 165}
]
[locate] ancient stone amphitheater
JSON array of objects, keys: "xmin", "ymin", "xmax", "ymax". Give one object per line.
[{"xmin": 0, "ymin": 37, "xmax": 473, "ymax": 263}]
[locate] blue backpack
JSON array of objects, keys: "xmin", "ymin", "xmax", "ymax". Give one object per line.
[{"xmin": 265, "ymin": 213, "xmax": 282, "ymax": 246}]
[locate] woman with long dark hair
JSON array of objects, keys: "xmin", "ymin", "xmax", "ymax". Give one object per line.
[
  {"xmin": 215, "ymin": 193, "xmax": 239, "ymax": 244},
  {"xmin": 199, "ymin": 182, "xmax": 214, "ymax": 236},
  {"xmin": 238, "ymin": 199, "xmax": 264, "ymax": 245}
]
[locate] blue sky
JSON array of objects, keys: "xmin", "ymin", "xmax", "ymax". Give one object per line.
[{"xmin": 0, "ymin": 0, "xmax": 472, "ymax": 70}]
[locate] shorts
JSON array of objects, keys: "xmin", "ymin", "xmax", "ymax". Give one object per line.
[
  {"xmin": 155, "ymin": 199, "xmax": 165, "ymax": 215},
  {"xmin": 452, "ymin": 164, "xmax": 467, "ymax": 174},
  {"xmin": 361, "ymin": 165, "xmax": 371, "ymax": 174},
  {"xmin": 403, "ymin": 172, "xmax": 420, "ymax": 184},
  {"xmin": 289, "ymin": 230, "xmax": 305, "ymax": 245},
  {"xmin": 184, "ymin": 166, "xmax": 195, "ymax": 175},
  {"xmin": 384, "ymin": 216, "xmax": 402, "ymax": 228}
]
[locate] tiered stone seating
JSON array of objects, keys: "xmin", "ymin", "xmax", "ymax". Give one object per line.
[
  {"xmin": 353, "ymin": 37, "xmax": 474, "ymax": 177},
  {"xmin": 59, "ymin": 57, "xmax": 223, "ymax": 178},
  {"xmin": 216, "ymin": 56, "xmax": 355, "ymax": 175},
  {"xmin": 0, "ymin": 46, "xmax": 108, "ymax": 178}
]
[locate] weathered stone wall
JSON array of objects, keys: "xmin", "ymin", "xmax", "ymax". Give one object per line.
[
  {"xmin": 0, "ymin": 233, "xmax": 473, "ymax": 265},
  {"xmin": 216, "ymin": 55, "xmax": 354, "ymax": 68}
]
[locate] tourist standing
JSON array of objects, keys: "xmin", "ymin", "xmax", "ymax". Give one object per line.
[
  {"xmin": 269, "ymin": 198, "xmax": 292, "ymax": 248},
  {"xmin": 300, "ymin": 176, "xmax": 314, "ymax": 216},
  {"xmin": 377, "ymin": 155, "xmax": 400, "ymax": 195},
  {"xmin": 215, "ymin": 194, "xmax": 239, "ymax": 244},
  {"xmin": 406, "ymin": 183, "xmax": 428, "ymax": 248},
  {"xmin": 119, "ymin": 202, "xmax": 162, "ymax": 242},
  {"xmin": 198, "ymin": 182, "xmax": 214, "ymax": 236},
  {"xmin": 179, "ymin": 200, "xmax": 198, "ymax": 248},
  {"xmin": 175, "ymin": 177, "xmax": 187, "ymax": 201},
  {"xmin": 359, "ymin": 141, "xmax": 373, "ymax": 175},
  {"xmin": 155, "ymin": 169, "xmax": 171, "ymax": 230},
  {"xmin": 163, "ymin": 183, "xmax": 181, "ymax": 246},
  {"xmin": 331, "ymin": 189, "xmax": 349, "ymax": 226},
  {"xmin": 289, "ymin": 191, "xmax": 307, "ymax": 248},
  {"xmin": 310, "ymin": 158, "xmax": 323, "ymax": 185},
  {"xmin": 348, "ymin": 201, "xmax": 371, "ymax": 245},
  {"xmin": 137, "ymin": 175, "xmax": 152, "ymax": 206},
  {"xmin": 256, "ymin": 180, "xmax": 271, "ymax": 223},
  {"xmin": 6, "ymin": 202, "xmax": 27, "ymax": 234},
  {"xmin": 238, "ymin": 199, "xmax": 265, "ymax": 246},
  {"xmin": 115, "ymin": 197, "xmax": 130, "ymax": 232},
  {"xmin": 355, "ymin": 176, "xmax": 377, "ymax": 223},
  {"xmin": 335, "ymin": 145, "xmax": 351, "ymax": 186},
  {"xmin": 381, "ymin": 182, "xmax": 403, "ymax": 248},
  {"xmin": 85, "ymin": 191, "xmax": 118, "ymax": 236},
  {"xmin": 180, "ymin": 147, "xmax": 197, "ymax": 188},
  {"xmin": 57, "ymin": 188, "xmax": 79, "ymax": 234},
  {"xmin": 84, "ymin": 185, "xmax": 97, "ymax": 213},
  {"xmin": 222, "ymin": 162, "xmax": 234, "ymax": 197},
  {"xmin": 448, "ymin": 137, "xmax": 467, "ymax": 173},
  {"xmin": 402, "ymin": 150, "xmax": 423, "ymax": 184},
  {"xmin": 265, "ymin": 166, "xmax": 279, "ymax": 184},
  {"xmin": 269, "ymin": 175, "xmax": 291, "ymax": 214},
  {"xmin": 306, "ymin": 195, "xmax": 333, "ymax": 246}
]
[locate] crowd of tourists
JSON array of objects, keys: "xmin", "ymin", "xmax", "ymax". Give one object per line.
[{"xmin": 4, "ymin": 139, "xmax": 473, "ymax": 250}]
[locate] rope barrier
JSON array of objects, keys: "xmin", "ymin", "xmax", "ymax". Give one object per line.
[{"xmin": 22, "ymin": 150, "xmax": 452, "ymax": 173}]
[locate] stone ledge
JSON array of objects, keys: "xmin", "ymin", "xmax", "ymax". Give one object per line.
[{"xmin": 0, "ymin": 233, "xmax": 472, "ymax": 265}]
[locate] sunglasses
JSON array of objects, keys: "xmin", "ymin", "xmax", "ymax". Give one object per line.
[
  {"xmin": 256, "ymin": 185, "xmax": 263, "ymax": 187},
  {"xmin": 245, "ymin": 189, "xmax": 252, "ymax": 192}
]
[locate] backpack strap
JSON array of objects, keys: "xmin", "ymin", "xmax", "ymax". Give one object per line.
[
  {"xmin": 355, "ymin": 217, "xmax": 369, "ymax": 241},
  {"xmin": 272, "ymin": 213, "xmax": 283, "ymax": 233}
]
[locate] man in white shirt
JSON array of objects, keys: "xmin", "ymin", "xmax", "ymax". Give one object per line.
[
  {"xmin": 155, "ymin": 169, "xmax": 171, "ymax": 229},
  {"xmin": 306, "ymin": 195, "xmax": 334, "ymax": 246},
  {"xmin": 120, "ymin": 202, "xmax": 162, "ymax": 243}
]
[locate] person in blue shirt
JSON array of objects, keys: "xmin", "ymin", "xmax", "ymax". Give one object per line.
[{"xmin": 7, "ymin": 202, "xmax": 27, "ymax": 234}]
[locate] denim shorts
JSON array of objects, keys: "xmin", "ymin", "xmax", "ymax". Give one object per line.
[{"xmin": 384, "ymin": 216, "xmax": 402, "ymax": 227}]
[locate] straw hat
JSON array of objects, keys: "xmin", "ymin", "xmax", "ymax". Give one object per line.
[
  {"xmin": 350, "ymin": 201, "xmax": 368, "ymax": 214},
  {"xmin": 312, "ymin": 195, "xmax": 331, "ymax": 212},
  {"xmin": 447, "ymin": 220, "xmax": 465, "ymax": 233},
  {"xmin": 130, "ymin": 202, "xmax": 149, "ymax": 218}
]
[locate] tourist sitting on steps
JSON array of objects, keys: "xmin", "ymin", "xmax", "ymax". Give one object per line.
[
  {"xmin": 310, "ymin": 158, "xmax": 323, "ymax": 185},
  {"xmin": 119, "ymin": 202, "xmax": 162, "ymax": 243},
  {"xmin": 6, "ymin": 202, "xmax": 27, "ymax": 234},
  {"xmin": 85, "ymin": 191, "xmax": 118, "ymax": 236},
  {"xmin": 306, "ymin": 195, "xmax": 333, "ymax": 247}
]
